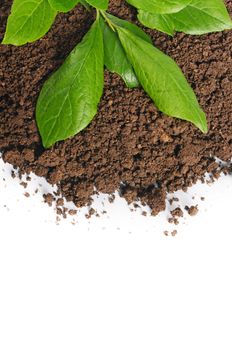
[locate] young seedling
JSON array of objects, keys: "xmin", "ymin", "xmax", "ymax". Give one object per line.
[{"xmin": 2, "ymin": 0, "xmax": 232, "ymax": 148}]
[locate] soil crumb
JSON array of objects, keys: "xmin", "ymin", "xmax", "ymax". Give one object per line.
[{"xmin": 185, "ymin": 205, "xmax": 199, "ymax": 217}]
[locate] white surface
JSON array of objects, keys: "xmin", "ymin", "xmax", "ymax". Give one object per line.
[{"xmin": 0, "ymin": 157, "xmax": 232, "ymax": 349}]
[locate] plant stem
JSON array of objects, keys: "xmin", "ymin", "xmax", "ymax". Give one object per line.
[
  {"xmin": 99, "ymin": 10, "xmax": 116, "ymax": 32},
  {"xmin": 79, "ymin": 0, "xmax": 91, "ymax": 11}
]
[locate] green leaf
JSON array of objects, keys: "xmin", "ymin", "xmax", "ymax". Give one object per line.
[
  {"xmin": 86, "ymin": 0, "xmax": 108, "ymax": 10},
  {"xmin": 100, "ymin": 17, "xmax": 139, "ymax": 88},
  {"xmin": 106, "ymin": 13, "xmax": 152, "ymax": 43},
  {"xmin": 138, "ymin": 0, "xmax": 232, "ymax": 35},
  {"xmin": 138, "ymin": 10, "xmax": 174, "ymax": 36},
  {"xmin": 117, "ymin": 27, "xmax": 208, "ymax": 133},
  {"xmin": 36, "ymin": 19, "xmax": 104, "ymax": 148},
  {"xmin": 2, "ymin": 0, "xmax": 57, "ymax": 46},
  {"xmin": 48, "ymin": 0, "xmax": 79, "ymax": 12},
  {"xmin": 99, "ymin": 13, "xmax": 152, "ymax": 88},
  {"xmin": 126, "ymin": 0, "xmax": 190, "ymax": 14}
]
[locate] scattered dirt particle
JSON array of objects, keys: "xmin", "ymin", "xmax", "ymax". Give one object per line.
[
  {"xmin": 168, "ymin": 217, "xmax": 179, "ymax": 225},
  {"xmin": 20, "ymin": 181, "xmax": 27, "ymax": 189},
  {"xmin": 169, "ymin": 197, "xmax": 179, "ymax": 205},
  {"xmin": 68, "ymin": 209, "xmax": 77, "ymax": 216},
  {"xmin": 85, "ymin": 208, "xmax": 96, "ymax": 219},
  {"xmin": 43, "ymin": 193, "xmax": 55, "ymax": 207},
  {"xmin": 185, "ymin": 205, "xmax": 199, "ymax": 216},
  {"xmin": 171, "ymin": 230, "xmax": 178, "ymax": 237},
  {"xmin": 108, "ymin": 194, "xmax": 115, "ymax": 204},
  {"xmin": 133, "ymin": 203, "xmax": 140, "ymax": 209},
  {"xmin": 56, "ymin": 198, "xmax": 64, "ymax": 207},
  {"xmin": 56, "ymin": 207, "xmax": 63, "ymax": 216},
  {"xmin": 168, "ymin": 207, "xmax": 184, "ymax": 225},
  {"xmin": 171, "ymin": 208, "xmax": 183, "ymax": 218}
]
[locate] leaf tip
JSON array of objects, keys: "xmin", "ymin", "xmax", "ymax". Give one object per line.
[
  {"xmin": 1, "ymin": 36, "xmax": 8, "ymax": 45},
  {"xmin": 40, "ymin": 132, "xmax": 55, "ymax": 149},
  {"xmin": 1, "ymin": 36, "xmax": 24, "ymax": 46},
  {"xmin": 42, "ymin": 140, "xmax": 52, "ymax": 149},
  {"xmin": 201, "ymin": 124, "xmax": 208, "ymax": 134},
  {"xmin": 197, "ymin": 114, "xmax": 208, "ymax": 134}
]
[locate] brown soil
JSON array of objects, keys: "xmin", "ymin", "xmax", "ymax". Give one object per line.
[{"xmin": 0, "ymin": 1, "xmax": 232, "ymax": 216}]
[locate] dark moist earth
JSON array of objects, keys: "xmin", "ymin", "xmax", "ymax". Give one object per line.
[{"xmin": 0, "ymin": 1, "xmax": 232, "ymax": 216}]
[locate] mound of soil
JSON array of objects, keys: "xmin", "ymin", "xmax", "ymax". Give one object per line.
[{"xmin": 0, "ymin": 1, "xmax": 231, "ymax": 215}]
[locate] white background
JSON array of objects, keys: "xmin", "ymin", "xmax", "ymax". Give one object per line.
[{"xmin": 0, "ymin": 157, "xmax": 232, "ymax": 350}]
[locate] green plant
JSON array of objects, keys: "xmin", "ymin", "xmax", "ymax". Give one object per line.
[{"xmin": 2, "ymin": 0, "xmax": 232, "ymax": 148}]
